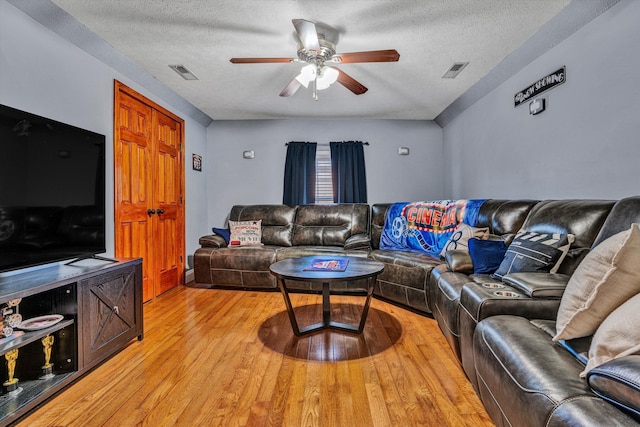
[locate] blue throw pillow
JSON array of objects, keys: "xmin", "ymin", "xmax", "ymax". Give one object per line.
[
  {"xmin": 212, "ymin": 227, "xmax": 230, "ymax": 244},
  {"xmin": 468, "ymin": 238, "xmax": 508, "ymax": 275}
]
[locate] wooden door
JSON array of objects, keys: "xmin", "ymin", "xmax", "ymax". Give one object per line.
[
  {"xmin": 153, "ymin": 110, "xmax": 183, "ymax": 295},
  {"xmin": 114, "ymin": 81, "xmax": 185, "ymax": 301}
]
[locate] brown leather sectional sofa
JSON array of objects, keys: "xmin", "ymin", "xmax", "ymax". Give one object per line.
[{"xmin": 193, "ymin": 197, "xmax": 640, "ymax": 426}]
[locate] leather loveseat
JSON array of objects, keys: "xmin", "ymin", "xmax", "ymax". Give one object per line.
[{"xmin": 193, "ymin": 203, "xmax": 371, "ymax": 290}]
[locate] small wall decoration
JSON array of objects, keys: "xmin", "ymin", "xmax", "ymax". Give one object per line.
[
  {"xmin": 514, "ymin": 66, "xmax": 566, "ymax": 107},
  {"xmin": 192, "ymin": 154, "xmax": 202, "ymax": 172}
]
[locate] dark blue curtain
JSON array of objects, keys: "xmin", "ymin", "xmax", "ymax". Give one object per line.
[
  {"xmin": 283, "ymin": 141, "xmax": 317, "ymax": 205},
  {"xmin": 330, "ymin": 141, "xmax": 367, "ymax": 203}
]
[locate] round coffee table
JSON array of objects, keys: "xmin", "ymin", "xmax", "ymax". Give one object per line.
[{"xmin": 269, "ymin": 256, "xmax": 384, "ymax": 336}]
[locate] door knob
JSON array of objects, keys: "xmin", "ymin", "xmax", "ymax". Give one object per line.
[
  {"xmin": 147, "ymin": 209, "xmax": 156, "ymax": 216},
  {"xmin": 157, "ymin": 209, "xmax": 165, "ymax": 215}
]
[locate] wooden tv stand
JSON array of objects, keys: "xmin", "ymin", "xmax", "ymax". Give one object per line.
[{"xmin": 0, "ymin": 258, "xmax": 142, "ymax": 426}]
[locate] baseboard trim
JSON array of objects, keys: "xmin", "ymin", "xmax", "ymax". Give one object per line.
[{"xmin": 185, "ymin": 268, "xmax": 194, "ymax": 284}]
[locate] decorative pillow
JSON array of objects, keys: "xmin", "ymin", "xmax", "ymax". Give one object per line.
[
  {"xmin": 212, "ymin": 227, "xmax": 230, "ymax": 244},
  {"xmin": 554, "ymin": 223, "xmax": 640, "ymax": 341},
  {"xmin": 439, "ymin": 223, "xmax": 489, "ymax": 257},
  {"xmin": 468, "ymin": 238, "xmax": 508, "ymax": 275},
  {"xmin": 228, "ymin": 220, "xmax": 263, "ymax": 246},
  {"xmin": 581, "ymin": 292, "xmax": 640, "ymax": 377},
  {"xmin": 492, "ymin": 231, "xmax": 574, "ymax": 280}
]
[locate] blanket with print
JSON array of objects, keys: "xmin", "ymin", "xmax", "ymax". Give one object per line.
[{"xmin": 380, "ymin": 199, "xmax": 487, "ymax": 257}]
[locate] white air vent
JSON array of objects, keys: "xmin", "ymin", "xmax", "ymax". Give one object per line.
[
  {"xmin": 442, "ymin": 62, "xmax": 469, "ymax": 79},
  {"xmin": 169, "ymin": 64, "xmax": 199, "ymax": 80}
]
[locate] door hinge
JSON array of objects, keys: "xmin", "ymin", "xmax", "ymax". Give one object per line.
[
  {"xmin": 180, "ymin": 256, "xmax": 183, "ymax": 263},
  {"xmin": 180, "ymin": 143, "xmax": 183, "ymax": 151},
  {"xmin": 180, "ymin": 196, "xmax": 183, "ymax": 204}
]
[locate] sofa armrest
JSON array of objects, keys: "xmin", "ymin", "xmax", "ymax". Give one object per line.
[
  {"xmin": 344, "ymin": 233, "xmax": 371, "ymax": 250},
  {"xmin": 502, "ymin": 272, "xmax": 570, "ymax": 298},
  {"xmin": 587, "ymin": 355, "xmax": 640, "ymax": 421},
  {"xmin": 444, "ymin": 250, "xmax": 473, "ymax": 274},
  {"xmin": 199, "ymin": 234, "xmax": 228, "ymax": 248}
]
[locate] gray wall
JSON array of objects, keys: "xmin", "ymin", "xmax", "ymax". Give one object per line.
[
  {"xmin": 206, "ymin": 119, "xmax": 443, "ymax": 227},
  {"xmin": 443, "ymin": 0, "xmax": 640, "ymax": 200},
  {"xmin": 0, "ymin": 1, "xmax": 209, "ymax": 265}
]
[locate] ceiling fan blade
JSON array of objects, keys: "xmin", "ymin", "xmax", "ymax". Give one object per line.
[
  {"xmin": 279, "ymin": 77, "xmax": 303, "ymax": 97},
  {"xmin": 292, "ymin": 19, "xmax": 320, "ymax": 51},
  {"xmin": 230, "ymin": 57, "xmax": 295, "ymax": 64},
  {"xmin": 336, "ymin": 69, "xmax": 368, "ymax": 95},
  {"xmin": 331, "ymin": 49, "xmax": 400, "ymax": 64}
]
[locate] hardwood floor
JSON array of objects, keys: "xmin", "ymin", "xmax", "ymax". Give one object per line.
[{"xmin": 17, "ymin": 286, "xmax": 494, "ymax": 426}]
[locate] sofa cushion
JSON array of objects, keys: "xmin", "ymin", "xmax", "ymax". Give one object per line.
[
  {"xmin": 468, "ymin": 238, "xmax": 507, "ymax": 275},
  {"xmin": 554, "ymin": 223, "xmax": 640, "ymax": 341},
  {"xmin": 292, "ymin": 204, "xmax": 369, "ymax": 247},
  {"xmin": 473, "ymin": 316, "xmax": 596, "ymax": 427},
  {"xmin": 229, "ymin": 220, "xmax": 263, "ymax": 246},
  {"xmin": 587, "ymin": 355, "xmax": 640, "ymax": 421},
  {"xmin": 582, "ymin": 292, "xmax": 640, "ymax": 376},
  {"xmin": 439, "ymin": 223, "xmax": 489, "ymax": 257},
  {"xmin": 518, "ymin": 199, "xmax": 615, "ymax": 250},
  {"xmin": 229, "ymin": 204, "xmax": 296, "ymax": 247},
  {"xmin": 492, "ymin": 231, "xmax": 574, "ymax": 279}
]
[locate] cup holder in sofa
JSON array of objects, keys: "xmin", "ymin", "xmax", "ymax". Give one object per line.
[
  {"xmin": 482, "ymin": 283, "xmax": 505, "ymax": 289},
  {"xmin": 493, "ymin": 290, "xmax": 521, "ymax": 298}
]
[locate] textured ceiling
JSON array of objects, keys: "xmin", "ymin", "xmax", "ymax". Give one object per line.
[{"xmin": 49, "ymin": 0, "xmax": 571, "ymax": 121}]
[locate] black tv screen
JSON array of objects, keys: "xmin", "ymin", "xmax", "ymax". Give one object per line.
[{"xmin": 0, "ymin": 104, "xmax": 106, "ymax": 273}]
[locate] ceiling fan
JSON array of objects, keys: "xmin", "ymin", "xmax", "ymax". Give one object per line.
[{"xmin": 230, "ymin": 19, "xmax": 400, "ymax": 100}]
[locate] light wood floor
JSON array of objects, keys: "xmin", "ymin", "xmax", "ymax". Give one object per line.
[{"xmin": 18, "ymin": 286, "xmax": 494, "ymax": 426}]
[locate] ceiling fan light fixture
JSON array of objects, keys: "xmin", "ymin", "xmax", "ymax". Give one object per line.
[
  {"xmin": 316, "ymin": 66, "xmax": 339, "ymax": 90},
  {"xmin": 295, "ymin": 64, "xmax": 317, "ymax": 88}
]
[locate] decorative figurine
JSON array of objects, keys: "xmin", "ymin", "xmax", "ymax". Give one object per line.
[
  {"xmin": 3, "ymin": 348, "xmax": 20, "ymax": 394},
  {"xmin": 41, "ymin": 334, "xmax": 55, "ymax": 379}
]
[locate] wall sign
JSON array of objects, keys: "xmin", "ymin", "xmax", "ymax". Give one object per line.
[
  {"xmin": 192, "ymin": 153, "xmax": 202, "ymax": 171},
  {"xmin": 514, "ymin": 66, "xmax": 566, "ymax": 107}
]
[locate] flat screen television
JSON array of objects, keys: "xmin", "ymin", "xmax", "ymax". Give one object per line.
[{"xmin": 0, "ymin": 104, "xmax": 106, "ymax": 273}]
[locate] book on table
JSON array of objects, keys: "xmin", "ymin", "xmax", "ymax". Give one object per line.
[{"xmin": 303, "ymin": 258, "xmax": 349, "ymax": 272}]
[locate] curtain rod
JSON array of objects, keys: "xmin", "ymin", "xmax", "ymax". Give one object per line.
[{"xmin": 284, "ymin": 141, "xmax": 369, "ymax": 146}]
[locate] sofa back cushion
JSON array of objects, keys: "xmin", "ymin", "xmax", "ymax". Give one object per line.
[
  {"xmin": 370, "ymin": 204, "xmax": 392, "ymax": 249},
  {"xmin": 520, "ymin": 200, "xmax": 614, "ymax": 249},
  {"xmin": 474, "ymin": 200, "xmax": 539, "ymax": 236},
  {"xmin": 372, "ymin": 200, "xmax": 536, "ymax": 250},
  {"xmin": 228, "ymin": 205, "xmax": 297, "ymax": 246},
  {"xmin": 292, "ymin": 204, "xmax": 369, "ymax": 247},
  {"xmin": 591, "ymin": 196, "xmax": 640, "ymax": 248}
]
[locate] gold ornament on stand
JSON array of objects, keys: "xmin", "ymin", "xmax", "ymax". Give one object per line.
[
  {"xmin": 41, "ymin": 334, "xmax": 55, "ymax": 379},
  {"xmin": 3, "ymin": 348, "xmax": 20, "ymax": 394}
]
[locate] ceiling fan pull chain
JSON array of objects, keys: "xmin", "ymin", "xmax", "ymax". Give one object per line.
[{"xmin": 313, "ymin": 77, "xmax": 318, "ymax": 101}]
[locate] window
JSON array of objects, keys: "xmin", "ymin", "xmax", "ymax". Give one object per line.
[{"xmin": 315, "ymin": 145, "xmax": 333, "ymax": 204}]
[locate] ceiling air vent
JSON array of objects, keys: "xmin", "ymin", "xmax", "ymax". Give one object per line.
[
  {"xmin": 442, "ymin": 62, "xmax": 469, "ymax": 79},
  {"xmin": 169, "ymin": 64, "xmax": 199, "ymax": 80}
]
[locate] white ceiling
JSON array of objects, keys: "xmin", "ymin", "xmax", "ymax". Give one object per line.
[{"xmin": 46, "ymin": 0, "xmax": 573, "ymax": 121}]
